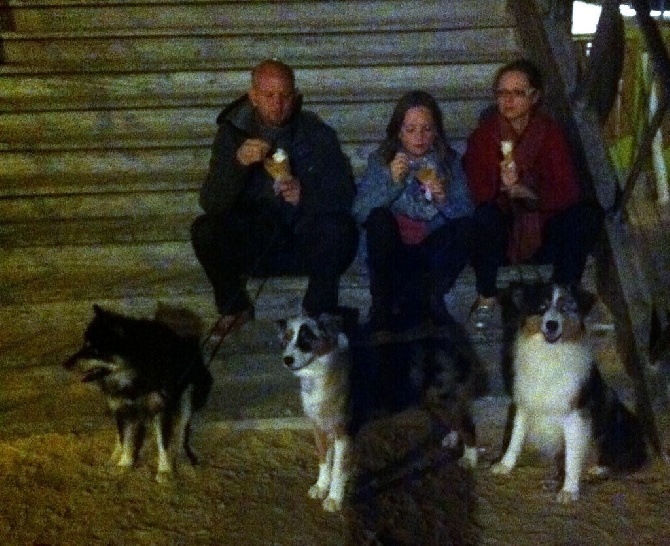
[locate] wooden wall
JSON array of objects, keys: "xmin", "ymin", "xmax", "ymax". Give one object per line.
[{"xmin": 0, "ymin": 0, "xmax": 520, "ymax": 308}]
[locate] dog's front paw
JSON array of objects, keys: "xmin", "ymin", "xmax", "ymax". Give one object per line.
[
  {"xmin": 308, "ymin": 484, "xmax": 328, "ymax": 500},
  {"xmin": 556, "ymin": 488, "xmax": 579, "ymax": 503},
  {"xmin": 322, "ymin": 496, "xmax": 343, "ymax": 512},
  {"xmin": 115, "ymin": 457, "xmax": 135, "ymax": 470},
  {"xmin": 490, "ymin": 461, "xmax": 513, "ymax": 475},
  {"xmin": 155, "ymin": 469, "xmax": 174, "ymax": 484},
  {"xmin": 441, "ymin": 431, "xmax": 460, "ymax": 450},
  {"xmin": 587, "ymin": 465, "xmax": 610, "ymax": 479}
]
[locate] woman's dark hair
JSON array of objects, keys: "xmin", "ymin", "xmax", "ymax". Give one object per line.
[
  {"xmin": 493, "ymin": 58, "xmax": 544, "ymax": 93},
  {"xmin": 379, "ymin": 90, "xmax": 452, "ymax": 163}
]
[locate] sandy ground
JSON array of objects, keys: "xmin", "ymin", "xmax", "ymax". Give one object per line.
[{"xmin": 1, "ymin": 360, "xmax": 670, "ymax": 546}]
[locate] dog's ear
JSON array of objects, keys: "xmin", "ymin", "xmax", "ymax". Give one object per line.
[
  {"xmin": 568, "ymin": 285, "xmax": 597, "ymax": 318},
  {"xmin": 93, "ymin": 304, "xmax": 104, "ymax": 316},
  {"xmin": 316, "ymin": 313, "xmax": 344, "ymax": 343},
  {"xmin": 276, "ymin": 319, "xmax": 288, "ymax": 344}
]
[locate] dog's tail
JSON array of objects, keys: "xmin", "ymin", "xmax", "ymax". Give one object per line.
[{"xmin": 589, "ymin": 366, "xmax": 648, "ymax": 471}]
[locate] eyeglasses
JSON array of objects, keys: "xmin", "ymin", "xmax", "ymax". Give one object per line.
[
  {"xmin": 400, "ymin": 124, "xmax": 435, "ymax": 136},
  {"xmin": 495, "ymin": 88, "xmax": 534, "ymax": 100}
]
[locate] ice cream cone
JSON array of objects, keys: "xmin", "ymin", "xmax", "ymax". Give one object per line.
[
  {"xmin": 501, "ymin": 140, "xmax": 514, "ymax": 162},
  {"xmin": 264, "ymin": 148, "xmax": 291, "ymax": 182},
  {"xmin": 415, "ymin": 165, "xmax": 436, "ymax": 184}
]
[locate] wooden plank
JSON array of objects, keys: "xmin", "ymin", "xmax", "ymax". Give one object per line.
[
  {"xmin": 3, "ymin": 0, "xmax": 514, "ymax": 34},
  {"xmin": 0, "ymin": 140, "xmax": 473, "ymax": 196},
  {"xmin": 0, "ymin": 215, "xmax": 195, "ymax": 247},
  {"xmin": 0, "ymin": 64, "xmax": 503, "ymax": 111},
  {"xmin": 0, "ymin": 148, "xmax": 209, "ymax": 196},
  {"xmin": 0, "ymin": 138, "xmax": 472, "ymax": 194},
  {"xmin": 0, "ymin": 191, "xmax": 200, "ymax": 220},
  {"xmin": 0, "ymin": 100, "xmax": 488, "ymax": 149},
  {"xmin": 0, "ymin": 242, "xmax": 370, "ymax": 305},
  {"xmin": 0, "ymin": 242, "xmax": 208, "ymax": 305},
  {"xmin": 0, "ymin": 28, "xmax": 519, "ymax": 70}
]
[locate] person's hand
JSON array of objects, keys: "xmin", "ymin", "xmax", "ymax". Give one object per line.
[
  {"xmin": 390, "ymin": 152, "xmax": 410, "ymax": 184},
  {"xmin": 236, "ymin": 138, "xmax": 272, "ymax": 166},
  {"xmin": 505, "ymin": 183, "xmax": 537, "ymax": 202},
  {"xmin": 276, "ymin": 177, "xmax": 301, "ymax": 205},
  {"xmin": 500, "ymin": 158, "xmax": 519, "ymax": 190},
  {"xmin": 422, "ymin": 174, "xmax": 447, "ymax": 204}
]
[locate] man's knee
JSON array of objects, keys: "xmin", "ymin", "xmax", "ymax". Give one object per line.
[
  {"xmin": 300, "ymin": 214, "xmax": 358, "ymax": 271},
  {"xmin": 191, "ymin": 214, "xmax": 220, "ymax": 242}
]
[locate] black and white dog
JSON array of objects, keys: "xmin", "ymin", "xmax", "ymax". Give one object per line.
[
  {"xmin": 492, "ymin": 284, "xmax": 647, "ymax": 502},
  {"xmin": 278, "ymin": 314, "xmax": 352, "ymax": 512},
  {"xmin": 64, "ymin": 305, "xmax": 213, "ymax": 482},
  {"xmin": 277, "ymin": 313, "xmax": 478, "ymax": 511}
]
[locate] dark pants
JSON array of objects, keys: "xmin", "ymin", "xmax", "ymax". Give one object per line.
[
  {"xmin": 364, "ymin": 207, "xmax": 472, "ymax": 326},
  {"xmin": 470, "ymin": 200, "xmax": 604, "ymax": 297},
  {"xmin": 191, "ymin": 206, "xmax": 359, "ymax": 316}
]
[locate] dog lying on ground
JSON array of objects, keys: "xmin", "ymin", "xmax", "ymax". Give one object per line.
[
  {"xmin": 277, "ymin": 313, "xmax": 478, "ymax": 512},
  {"xmin": 491, "ymin": 284, "xmax": 647, "ymax": 503},
  {"xmin": 63, "ymin": 304, "xmax": 213, "ymax": 482}
]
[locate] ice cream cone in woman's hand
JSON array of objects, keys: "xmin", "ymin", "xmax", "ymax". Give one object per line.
[{"xmin": 501, "ymin": 140, "xmax": 514, "ymax": 164}]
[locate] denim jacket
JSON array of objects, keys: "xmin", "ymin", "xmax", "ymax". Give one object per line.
[{"xmin": 353, "ymin": 146, "xmax": 474, "ymax": 233}]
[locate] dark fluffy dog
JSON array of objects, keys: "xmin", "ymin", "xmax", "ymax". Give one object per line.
[
  {"xmin": 277, "ymin": 313, "xmax": 479, "ymax": 512},
  {"xmin": 492, "ymin": 284, "xmax": 647, "ymax": 502},
  {"xmin": 64, "ymin": 305, "xmax": 213, "ymax": 482},
  {"xmin": 352, "ymin": 332, "xmax": 479, "ymax": 469}
]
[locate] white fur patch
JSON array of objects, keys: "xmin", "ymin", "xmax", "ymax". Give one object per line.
[
  {"xmin": 513, "ymin": 332, "xmax": 592, "ymax": 452},
  {"xmin": 280, "ymin": 315, "xmax": 352, "ymax": 511}
]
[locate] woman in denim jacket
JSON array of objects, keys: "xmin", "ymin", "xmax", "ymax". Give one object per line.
[{"xmin": 353, "ymin": 90, "xmax": 474, "ymax": 332}]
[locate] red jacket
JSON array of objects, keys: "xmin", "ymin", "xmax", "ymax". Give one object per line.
[{"xmin": 463, "ymin": 110, "xmax": 582, "ymax": 262}]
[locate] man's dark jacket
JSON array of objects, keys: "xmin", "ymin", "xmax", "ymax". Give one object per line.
[{"xmin": 199, "ymin": 94, "xmax": 355, "ymax": 220}]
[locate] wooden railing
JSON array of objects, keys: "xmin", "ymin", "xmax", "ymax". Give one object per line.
[
  {"xmin": 525, "ymin": 0, "xmax": 670, "ymax": 457},
  {"xmin": 566, "ymin": 0, "xmax": 670, "ymax": 217}
]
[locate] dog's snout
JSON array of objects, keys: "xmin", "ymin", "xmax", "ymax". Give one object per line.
[
  {"xmin": 283, "ymin": 355, "xmax": 295, "ymax": 367},
  {"xmin": 545, "ymin": 320, "xmax": 559, "ymax": 333}
]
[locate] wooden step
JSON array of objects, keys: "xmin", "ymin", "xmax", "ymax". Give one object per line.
[
  {"xmin": 0, "ymin": 148, "xmax": 209, "ymax": 197},
  {"xmin": 0, "ymin": 64, "xmax": 502, "ymax": 112},
  {"xmin": 0, "ymin": 140, "xmax": 472, "ymax": 198},
  {"xmin": 3, "ymin": 0, "xmax": 514, "ymax": 35},
  {"xmin": 0, "ymin": 241, "xmax": 372, "ymax": 305},
  {"xmin": 1, "ymin": 27, "xmax": 519, "ymax": 71},
  {"xmin": 0, "ymin": 100, "xmax": 489, "ymax": 150},
  {"xmin": 0, "ymin": 191, "xmax": 199, "ymax": 221},
  {"xmin": 0, "ymin": 214, "xmax": 196, "ymax": 247},
  {"xmin": 0, "ymin": 190, "xmax": 200, "ymax": 245}
]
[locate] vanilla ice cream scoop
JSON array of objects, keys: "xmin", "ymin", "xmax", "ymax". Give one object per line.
[
  {"xmin": 501, "ymin": 140, "xmax": 514, "ymax": 161},
  {"xmin": 272, "ymin": 148, "xmax": 288, "ymax": 163}
]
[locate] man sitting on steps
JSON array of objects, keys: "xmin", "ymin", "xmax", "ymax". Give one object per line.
[{"xmin": 191, "ymin": 59, "xmax": 359, "ymax": 337}]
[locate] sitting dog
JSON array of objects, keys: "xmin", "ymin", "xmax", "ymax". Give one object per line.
[
  {"xmin": 63, "ymin": 304, "xmax": 213, "ymax": 482},
  {"xmin": 491, "ymin": 284, "xmax": 647, "ymax": 503},
  {"xmin": 278, "ymin": 314, "xmax": 352, "ymax": 512},
  {"xmin": 278, "ymin": 313, "xmax": 479, "ymax": 512}
]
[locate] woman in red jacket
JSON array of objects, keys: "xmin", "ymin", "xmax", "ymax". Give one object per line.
[{"xmin": 463, "ymin": 59, "xmax": 603, "ymax": 328}]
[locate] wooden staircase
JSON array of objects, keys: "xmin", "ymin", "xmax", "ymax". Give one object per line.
[{"xmin": 5, "ymin": 1, "xmax": 605, "ymax": 424}]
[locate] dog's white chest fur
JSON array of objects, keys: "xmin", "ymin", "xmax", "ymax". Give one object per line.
[
  {"xmin": 513, "ymin": 334, "xmax": 592, "ymax": 413},
  {"xmin": 297, "ymin": 354, "xmax": 349, "ymax": 432},
  {"xmin": 512, "ymin": 333, "xmax": 593, "ymax": 453}
]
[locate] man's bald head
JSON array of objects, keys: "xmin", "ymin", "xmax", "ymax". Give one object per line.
[{"xmin": 248, "ymin": 59, "xmax": 297, "ymax": 128}]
